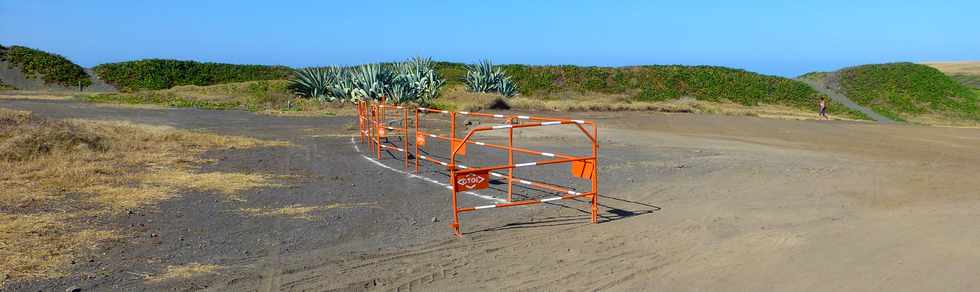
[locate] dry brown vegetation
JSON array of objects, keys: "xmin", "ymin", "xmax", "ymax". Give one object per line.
[
  {"xmin": 433, "ymin": 86, "xmax": 865, "ymax": 122},
  {"xmin": 144, "ymin": 262, "xmax": 222, "ymax": 283},
  {"xmin": 240, "ymin": 202, "xmax": 379, "ymax": 221},
  {"xmin": 923, "ymin": 61, "xmax": 980, "ymax": 75},
  {"xmin": 0, "ymin": 108, "xmax": 286, "ymax": 285}
]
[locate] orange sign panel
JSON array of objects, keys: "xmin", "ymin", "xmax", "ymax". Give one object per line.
[
  {"xmin": 454, "ymin": 171, "xmax": 489, "ymax": 191},
  {"xmin": 416, "ymin": 133, "xmax": 426, "ymax": 146},
  {"xmin": 571, "ymin": 159, "xmax": 595, "ymax": 180},
  {"xmin": 452, "ymin": 139, "xmax": 467, "ymax": 156},
  {"xmin": 378, "ymin": 127, "xmax": 387, "ymax": 138}
]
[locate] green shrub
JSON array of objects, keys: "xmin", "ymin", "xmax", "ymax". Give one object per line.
[
  {"xmin": 0, "ymin": 45, "xmax": 91, "ymax": 88},
  {"xmin": 837, "ymin": 63, "xmax": 979, "ymax": 120},
  {"xmin": 92, "ymin": 59, "xmax": 292, "ymax": 91},
  {"xmin": 495, "ymin": 64, "xmax": 824, "ymax": 108}
]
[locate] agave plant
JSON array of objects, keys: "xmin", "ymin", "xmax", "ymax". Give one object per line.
[
  {"xmin": 496, "ymin": 76, "xmax": 517, "ymax": 97},
  {"xmin": 289, "ymin": 67, "xmax": 336, "ymax": 101},
  {"xmin": 464, "ymin": 59, "xmax": 517, "ymax": 97},
  {"xmin": 290, "ymin": 56, "xmax": 446, "ymax": 105}
]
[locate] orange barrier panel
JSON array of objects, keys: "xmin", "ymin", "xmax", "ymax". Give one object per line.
[{"xmin": 356, "ymin": 99, "xmax": 599, "ymax": 237}]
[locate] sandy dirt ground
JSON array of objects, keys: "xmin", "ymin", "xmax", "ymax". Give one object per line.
[{"xmin": 2, "ymin": 99, "xmax": 980, "ymax": 291}]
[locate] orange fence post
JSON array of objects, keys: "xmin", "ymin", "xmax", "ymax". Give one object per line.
[
  {"xmin": 449, "ymin": 111, "xmax": 461, "ymax": 236},
  {"xmin": 507, "ymin": 117, "xmax": 514, "ymax": 202},
  {"xmin": 403, "ymin": 108, "xmax": 408, "ymax": 169},
  {"xmin": 415, "ymin": 109, "xmax": 421, "ymax": 174}
]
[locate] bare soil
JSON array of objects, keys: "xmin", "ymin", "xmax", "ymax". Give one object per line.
[{"xmin": 2, "ymin": 100, "xmax": 979, "ymax": 291}]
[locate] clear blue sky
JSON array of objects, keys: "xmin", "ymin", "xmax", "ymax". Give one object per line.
[{"xmin": 2, "ymin": 0, "xmax": 978, "ymax": 76}]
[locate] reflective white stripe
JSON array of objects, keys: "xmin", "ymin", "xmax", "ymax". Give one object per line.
[
  {"xmin": 566, "ymin": 190, "xmax": 581, "ymax": 195},
  {"xmin": 490, "ymin": 172, "xmax": 504, "ymax": 177},
  {"xmin": 541, "ymin": 152, "xmax": 555, "ymax": 157},
  {"xmin": 493, "ymin": 114, "xmax": 504, "ymax": 118},
  {"xmin": 396, "ymin": 106, "xmax": 403, "ymax": 109},
  {"xmin": 573, "ymin": 120, "xmax": 585, "ymax": 124},
  {"xmin": 517, "ymin": 115, "xmax": 530, "ymax": 119},
  {"xmin": 381, "ymin": 145, "xmax": 404, "ymax": 152},
  {"xmin": 459, "ymin": 111, "xmax": 469, "ymax": 115},
  {"xmin": 441, "ymin": 110, "xmax": 449, "ymax": 113},
  {"xmin": 475, "ymin": 142, "xmax": 485, "ymax": 146},
  {"xmin": 519, "ymin": 180, "xmax": 532, "ymax": 185},
  {"xmin": 492, "ymin": 125, "xmax": 513, "ymax": 129},
  {"xmin": 458, "ymin": 165, "xmax": 468, "ymax": 169},
  {"xmin": 418, "ymin": 107, "xmax": 428, "ymax": 111},
  {"xmin": 514, "ymin": 162, "xmax": 537, "ymax": 167},
  {"xmin": 429, "ymin": 134, "xmax": 437, "ymax": 138},
  {"xmin": 419, "ymin": 155, "xmax": 427, "ymax": 159},
  {"xmin": 541, "ymin": 121, "xmax": 561, "ymax": 126},
  {"xmin": 351, "ymin": 137, "xmax": 504, "ymax": 203},
  {"xmin": 474, "ymin": 205, "xmax": 496, "ymax": 210},
  {"xmin": 541, "ymin": 197, "xmax": 562, "ymax": 202},
  {"xmin": 438, "ymin": 161, "xmax": 448, "ymax": 166}
]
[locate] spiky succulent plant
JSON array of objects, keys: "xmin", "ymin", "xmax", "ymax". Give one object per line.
[
  {"xmin": 288, "ymin": 67, "xmax": 336, "ymax": 101},
  {"xmin": 464, "ymin": 59, "xmax": 518, "ymax": 97},
  {"xmin": 290, "ymin": 57, "xmax": 445, "ymax": 105}
]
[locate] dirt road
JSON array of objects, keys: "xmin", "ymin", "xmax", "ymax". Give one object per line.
[{"xmin": 3, "ymin": 99, "xmax": 980, "ymax": 291}]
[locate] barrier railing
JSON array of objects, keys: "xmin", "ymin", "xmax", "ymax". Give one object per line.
[{"xmin": 356, "ymin": 98, "xmax": 599, "ymax": 236}]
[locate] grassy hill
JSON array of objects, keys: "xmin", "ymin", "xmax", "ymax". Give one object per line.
[
  {"xmin": 92, "ymin": 59, "xmax": 293, "ymax": 91},
  {"xmin": 0, "ymin": 45, "xmax": 91, "ymax": 88},
  {"xmin": 834, "ymin": 63, "xmax": 979, "ymax": 123},
  {"xmin": 434, "ymin": 62, "xmax": 864, "ymax": 119}
]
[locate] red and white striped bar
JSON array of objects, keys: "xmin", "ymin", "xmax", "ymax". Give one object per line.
[{"xmin": 458, "ymin": 192, "xmax": 595, "ymax": 212}]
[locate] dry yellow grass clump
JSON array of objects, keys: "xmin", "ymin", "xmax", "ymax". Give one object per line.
[
  {"xmin": 145, "ymin": 262, "xmax": 222, "ymax": 283},
  {"xmin": 0, "ymin": 108, "xmax": 286, "ymax": 284}
]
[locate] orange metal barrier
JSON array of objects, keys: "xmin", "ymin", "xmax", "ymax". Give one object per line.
[{"xmin": 356, "ymin": 99, "xmax": 599, "ymax": 236}]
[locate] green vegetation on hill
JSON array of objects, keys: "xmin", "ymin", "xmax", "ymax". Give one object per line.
[
  {"xmin": 438, "ymin": 63, "xmax": 832, "ymax": 110},
  {"xmin": 82, "ymin": 80, "xmax": 338, "ymax": 115},
  {"xmin": 837, "ymin": 63, "xmax": 979, "ymax": 121},
  {"xmin": 0, "ymin": 45, "xmax": 92, "ymax": 88},
  {"xmin": 92, "ymin": 59, "xmax": 293, "ymax": 91}
]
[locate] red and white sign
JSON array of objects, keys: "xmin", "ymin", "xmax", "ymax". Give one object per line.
[
  {"xmin": 454, "ymin": 171, "xmax": 489, "ymax": 191},
  {"xmin": 416, "ymin": 133, "xmax": 426, "ymax": 146}
]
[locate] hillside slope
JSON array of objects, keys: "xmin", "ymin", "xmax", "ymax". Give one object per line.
[
  {"xmin": 0, "ymin": 45, "xmax": 115, "ymax": 92},
  {"xmin": 435, "ymin": 62, "xmax": 862, "ymax": 118},
  {"xmin": 93, "ymin": 59, "xmax": 293, "ymax": 91},
  {"xmin": 833, "ymin": 63, "xmax": 979, "ymax": 123}
]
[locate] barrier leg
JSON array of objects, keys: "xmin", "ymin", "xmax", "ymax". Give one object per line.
[
  {"xmin": 449, "ymin": 112, "xmax": 462, "ymax": 236},
  {"xmin": 591, "ymin": 125, "xmax": 599, "ymax": 224},
  {"xmin": 403, "ymin": 109, "xmax": 408, "ymax": 169},
  {"xmin": 415, "ymin": 110, "xmax": 420, "ymax": 174},
  {"xmin": 507, "ymin": 118, "xmax": 514, "ymax": 202}
]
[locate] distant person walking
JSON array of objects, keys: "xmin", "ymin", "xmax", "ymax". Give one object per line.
[{"xmin": 819, "ymin": 97, "xmax": 829, "ymax": 120}]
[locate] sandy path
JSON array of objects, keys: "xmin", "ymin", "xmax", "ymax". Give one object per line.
[{"xmin": 800, "ymin": 77, "xmax": 896, "ymax": 123}]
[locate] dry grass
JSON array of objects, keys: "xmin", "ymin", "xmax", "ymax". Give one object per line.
[
  {"xmin": 0, "ymin": 109, "xmax": 286, "ymax": 284},
  {"xmin": 145, "ymin": 262, "xmax": 222, "ymax": 283},
  {"xmin": 922, "ymin": 61, "xmax": 980, "ymax": 75},
  {"xmin": 240, "ymin": 202, "xmax": 379, "ymax": 221},
  {"xmin": 434, "ymin": 88, "xmax": 863, "ymax": 122}
]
